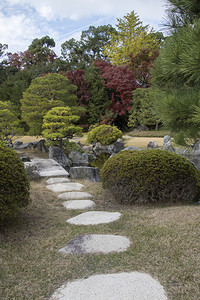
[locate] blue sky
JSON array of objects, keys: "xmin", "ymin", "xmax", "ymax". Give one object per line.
[{"xmin": 0, "ymin": 0, "xmax": 167, "ymax": 56}]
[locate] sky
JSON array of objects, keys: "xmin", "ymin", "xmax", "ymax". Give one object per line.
[{"xmin": 0, "ymin": 0, "xmax": 167, "ymax": 56}]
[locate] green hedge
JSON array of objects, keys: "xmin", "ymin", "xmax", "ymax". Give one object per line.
[
  {"xmin": 101, "ymin": 149, "xmax": 200, "ymax": 204},
  {"xmin": 0, "ymin": 143, "xmax": 30, "ymax": 219},
  {"xmin": 87, "ymin": 124, "xmax": 122, "ymax": 145}
]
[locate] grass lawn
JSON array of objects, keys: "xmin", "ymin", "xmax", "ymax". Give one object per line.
[{"xmin": 0, "ymin": 179, "xmax": 199, "ymax": 299}]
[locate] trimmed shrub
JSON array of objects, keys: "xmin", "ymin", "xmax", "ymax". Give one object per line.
[
  {"xmin": 87, "ymin": 124, "xmax": 122, "ymax": 145},
  {"xmin": 0, "ymin": 143, "xmax": 30, "ymax": 219},
  {"xmin": 101, "ymin": 149, "xmax": 200, "ymax": 204}
]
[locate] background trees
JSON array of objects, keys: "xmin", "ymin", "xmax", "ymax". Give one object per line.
[
  {"xmin": 103, "ymin": 11, "xmax": 159, "ymax": 66},
  {"xmin": 61, "ymin": 25, "xmax": 117, "ymax": 70}
]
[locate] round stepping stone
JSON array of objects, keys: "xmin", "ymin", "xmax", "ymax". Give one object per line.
[
  {"xmin": 59, "ymin": 234, "xmax": 131, "ymax": 254},
  {"xmin": 46, "ymin": 182, "xmax": 84, "ymax": 193},
  {"xmin": 66, "ymin": 211, "xmax": 121, "ymax": 225},
  {"xmin": 50, "ymin": 272, "xmax": 168, "ymax": 300},
  {"xmin": 62, "ymin": 200, "xmax": 96, "ymax": 210},
  {"xmin": 46, "ymin": 177, "xmax": 70, "ymax": 184},
  {"xmin": 58, "ymin": 192, "xmax": 93, "ymax": 200}
]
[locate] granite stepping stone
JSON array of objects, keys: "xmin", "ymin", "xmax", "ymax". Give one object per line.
[
  {"xmin": 50, "ymin": 271, "xmax": 168, "ymax": 300},
  {"xmin": 66, "ymin": 211, "xmax": 121, "ymax": 225},
  {"xmin": 62, "ymin": 200, "xmax": 96, "ymax": 210},
  {"xmin": 59, "ymin": 234, "xmax": 131, "ymax": 254},
  {"xmin": 46, "ymin": 182, "xmax": 84, "ymax": 193},
  {"xmin": 46, "ymin": 177, "xmax": 70, "ymax": 184},
  {"xmin": 58, "ymin": 192, "xmax": 93, "ymax": 200},
  {"xmin": 32, "ymin": 158, "xmax": 69, "ymax": 177}
]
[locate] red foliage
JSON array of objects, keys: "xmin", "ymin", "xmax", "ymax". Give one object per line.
[
  {"xmin": 128, "ymin": 48, "xmax": 159, "ymax": 87},
  {"xmin": 95, "ymin": 59, "xmax": 139, "ymax": 116},
  {"xmin": 66, "ymin": 69, "xmax": 91, "ymax": 106}
]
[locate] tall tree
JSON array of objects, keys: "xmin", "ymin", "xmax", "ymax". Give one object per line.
[
  {"xmin": 28, "ymin": 36, "xmax": 56, "ymax": 65},
  {"xmin": 165, "ymin": 0, "xmax": 200, "ymax": 30},
  {"xmin": 83, "ymin": 63, "xmax": 111, "ymax": 125},
  {"xmin": 95, "ymin": 59, "xmax": 139, "ymax": 128},
  {"xmin": 61, "ymin": 25, "xmax": 116, "ymax": 69},
  {"xmin": 20, "ymin": 73, "xmax": 78, "ymax": 135},
  {"xmin": 103, "ymin": 11, "xmax": 159, "ymax": 66}
]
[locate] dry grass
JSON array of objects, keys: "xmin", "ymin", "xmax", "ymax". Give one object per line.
[
  {"xmin": 123, "ymin": 136, "xmax": 164, "ymax": 148},
  {"xmin": 0, "ymin": 179, "xmax": 199, "ymax": 299}
]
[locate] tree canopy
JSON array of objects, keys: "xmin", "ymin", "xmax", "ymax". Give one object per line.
[
  {"xmin": 103, "ymin": 11, "xmax": 159, "ymax": 66},
  {"xmin": 20, "ymin": 73, "xmax": 78, "ymax": 135}
]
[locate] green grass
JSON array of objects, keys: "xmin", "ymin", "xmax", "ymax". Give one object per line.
[{"xmin": 0, "ymin": 179, "xmax": 199, "ymax": 299}]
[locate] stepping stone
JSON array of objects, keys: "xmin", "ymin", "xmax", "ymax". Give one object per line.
[
  {"xmin": 46, "ymin": 182, "xmax": 84, "ymax": 193},
  {"xmin": 58, "ymin": 192, "xmax": 93, "ymax": 200},
  {"xmin": 62, "ymin": 200, "xmax": 96, "ymax": 210},
  {"xmin": 46, "ymin": 177, "xmax": 70, "ymax": 184},
  {"xmin": 59, "ymin": 234, "xmax": 131, "ymax": 254},
  {"xmin": 50, "ymin": 271, "xmax": 168, "ymax": 300},
  {"xmin": 32, "ymin": 158, "xmax": 69, "ymax": 177},
  {"xmin": 66, "ymin": 211, "xmax": 121, "ymax": 225}
]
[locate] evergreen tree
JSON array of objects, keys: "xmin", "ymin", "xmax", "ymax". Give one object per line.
[
  {"xmin": 21, "ymin": 73, "xmax": 77, "ymax": 135},
  {"xmin": 42, "ymin": 106, "xmax": 82, "ymax": 149}
]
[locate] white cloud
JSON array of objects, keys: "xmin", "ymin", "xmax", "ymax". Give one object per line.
[
  {"xmin": 1, "ymin": 0, "xmax": 166, "ymax": 55},
  {"xmin": 6, "ymin": 0, "xmax": 166, "ymax": 24},
  {"xmin": 0, "ymin": 11, "xmax": 41, "ymax": 52}
]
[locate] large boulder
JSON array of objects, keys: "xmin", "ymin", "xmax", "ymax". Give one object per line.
[
  {"xmin": 33, "ymin": 139, "xmax": 48, "ymax": 152},
  {"xmin": 68, "ymin": 151, "xmax": 89, "ymax": 166},
  {"xmin": 49, "ymin": 146, "xmax": 72, "ymax": 169},
  {"xmin": 147, "ymin": 141, "xmax": 158, "ymax": 149},
  {"xmin": 113, "ymin": 139, "xmax": 124, "ymax": 153},
  {"xmin": 24, "ymin": 161, "xmax": 40, "ymax": 180},
  {"xmin": 69, "ymin": 166, "xmax": 101, "ymax": 182},
  {"xmin": 163, "ymin": 135, "xmax": 175, "ymax": 152}
]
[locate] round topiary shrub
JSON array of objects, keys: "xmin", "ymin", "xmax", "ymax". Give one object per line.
[
  {"xmin": 0, "ymin": 142, "xmax": 30, "ymax": 219},
  {"xmin": 101, "ymin": 149, "xmax": 200, "ymax": 204},
  {"xmin": 87, "ymin": 124, "xmax": 122, "ymax": 145}
]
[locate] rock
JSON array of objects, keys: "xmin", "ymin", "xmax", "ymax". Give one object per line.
[
  {"xmin": 192, "ymin": 138, "xmax": 200, "ymax": 155},
  {"xmin": 24, "ymin": 162, "xmax": 40, "ymax": 180},
  {"xmin": 147, "ymin": 141, "xmax": 158, "ymax": 149},
  {"xmin": 14, "ymin": 140, "xmax": 23, "ymax": 147},
  {"xmin": 14, "ymin": 142, "xmax": 30, "ymax": 149},
  {"xmin": 66, "ymin": 211, "xmax": 122, "ymax": 225},
  {"xmin": 82, "ymin": 145, "xmax": 94, "ymax": 153},
  {"xmin": 58, "ymin": 192, "xmax": 93, "ymax": 200},
  {"xmin": 189, "ymin": 157, "xmax": 200, "ymax": 171},
  {"xmin": 46, "ymin": 177, "xmax": 70, "ymax": 184},
  {"xmin": 20, "ymin": 155, "xmax": 31, "ymax": 162},
  {"xmin": 69, "ymin": 166, "xmax": 101, "ymax": 182},
  {"xmin": 113, "ymin": 139, "xmax": 124, "ymax": 153},
  {"xmin": 163, "ymin": 135, "xmax": 175, "ymax": 152},
  {"xmin": 32, "ymin": 158, "xmax": 69, "ymax": 177},
  {"xmin": 49, "ymin": 146, "xmax": 72, "ymax": 169},
  {"xmin": 46, "ymin": 182, "xmax": 84, "ymax": 192},
  {"xmin": 62, "ymin": 200, "xmax": 96, "ymax": 210},
  {"xmin": 59, "ymin": 234, "xmax": 131, "ymax": 254},
  {"xmin": 50, "ymin": 272, "xmax": 167, "ymax": 300},
  {"xmin": 33, "ymin": 139, "xmax": 48, "ymax": 152},
  {"xmin": 68, "ymin": 151, "xmax": 89, "ymax": 166},
  {"xmin": 93, "ymin": 142, "xmax": 102, "ymax": 155}
]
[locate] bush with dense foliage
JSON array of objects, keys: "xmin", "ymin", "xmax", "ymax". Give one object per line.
[
  {"xmin": 87, "ymin": 124, "xmax": 122, "ymax": 145},
  {"xmin": 101, "ymin": 149, "xmax": 200, "ymax": 204},
  {"xmin": 0, "ymin": 143, "xmax": 30, "ymax": 219}
]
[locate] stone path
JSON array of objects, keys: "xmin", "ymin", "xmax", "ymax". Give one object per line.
[{"xmin": 33, "ymin": 158, "xmax": 168, "ymax": 299}]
